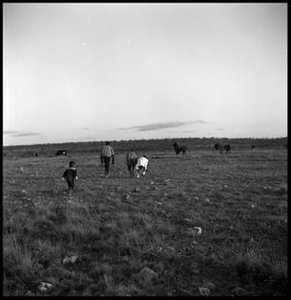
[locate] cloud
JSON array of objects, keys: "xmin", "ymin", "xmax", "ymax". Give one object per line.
[
  {"xmin": 119, "ymin": 120, "xmax": 207, "ymax": 131},
  {"xmin": 4, "ymin": 130, "xmax": 20, "ymax": 135},
  {"xmin": 12, "ymin": 132, "xmax": 42, "ymax": 137},
  {"xmin": 81, "ymin": 127, "xmax": 90, "ymax": 130}
]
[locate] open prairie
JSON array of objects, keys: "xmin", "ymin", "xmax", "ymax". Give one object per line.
[{"xmin": 3, "ymin": 139, "xmax": 288, "ymax": 296}]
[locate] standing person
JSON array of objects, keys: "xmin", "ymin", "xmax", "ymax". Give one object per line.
[
  {"xmin": 100, "ymin": 141, "xmax": 115, "ymax": 178},
  {"xmin": 62, "ymin": 161, "xmax": 78, "ymax": 192},
  {"xmin": 136, "ymin": 155, "xmax": 149, "ymax": 178}
]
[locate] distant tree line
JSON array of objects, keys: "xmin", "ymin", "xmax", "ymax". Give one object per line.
[{"xmin": 3, "ymin": 137, "xmax": 287, "ymax": 158}]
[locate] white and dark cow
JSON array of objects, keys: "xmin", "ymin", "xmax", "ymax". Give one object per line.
[
  {"xmin": 32, "ymin": 152, "xmax": 38, "ymax": 157},
  {"xmin": 173, "ymin": 142, "xmax": 187, "ymax": 157},
  {"xmin": 136, "ymin": 155, "xmax": 149, "ymax": 178},
  {"xmin": 55, "ymin": 150, "xmax": 67, "ymax": 156}
]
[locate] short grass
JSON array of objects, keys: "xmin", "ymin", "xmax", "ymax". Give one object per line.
[{"xmin": 3, "ymin": 146, "xmax": 287, "ymax": 296}]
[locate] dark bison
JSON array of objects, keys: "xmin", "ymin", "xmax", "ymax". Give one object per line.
[
  {"xmin": 126, "ymin": 151, "xmax": 138, "ymax": 177},
  {"xmin": 55, "ymin": 150, "xmax": 67, "ymax": 156},
  {"xmin": 173, "ymin": 142, "xmax": 187, "ymax": 157},
  {"xmin": 214, "ymin": 143, "xmax": 231, "ymax": 154},
  {"xmin": 224, "ymin": 144, "xmax": 231, "ymax": 154}
]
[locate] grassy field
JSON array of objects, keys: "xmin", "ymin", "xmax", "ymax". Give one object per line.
[{"xmin": 3, "ymin": 140, "xmax": 288, "ymax": 296}]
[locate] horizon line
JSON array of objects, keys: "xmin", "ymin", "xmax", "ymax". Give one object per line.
[{"xmin": 3, "ymin": 136, "xmax": 287, "ymax": 148}]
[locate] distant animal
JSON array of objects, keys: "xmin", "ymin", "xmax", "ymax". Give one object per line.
[
  {"xmin": 173, "ymin": 142, "xmax": 187, "ymax": 157},
  {"xmin": 214, "ymin": 143, "xmax": 231, "ymax": 154},
  {"xmin": 214, "ymin": 143, "xmax": 223, "ymax": 154},
  {"xmin": 126, "ymin": 151, "xmax": 138, "ymax": 177},
  {"xmin": 251, "ymin": 145, "xmax": 256, "ymax": 151},
  {"xmin": 55, "ymin": 150, "xmax": 67, "ymax": 156},
  {"xmin": 214, "ymin": 143, "xmax": 221, "ymax": 151},
  {"xmin": 33, "ymin": 152, "xmax": 38, "ymax": 157},
  {"xmin": 224, "ymin": 144, "xmax": 231, "ymax": 154}
]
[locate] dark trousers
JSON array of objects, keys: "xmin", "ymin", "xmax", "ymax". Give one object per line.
[
  {"xmin": 103, "ymin": 157, "xmax": 111, "ymax": 175},
  {"xmin": 67, "ymin": 180, "xmax": 75, "ymax": 190}
]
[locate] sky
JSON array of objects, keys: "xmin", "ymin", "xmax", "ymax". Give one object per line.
[{"xmin": 3, "ymin": 3, "xmax": 287, "ymax": 146}]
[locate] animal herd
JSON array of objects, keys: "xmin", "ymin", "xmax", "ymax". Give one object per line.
[
  {"xmin": 31, "ymin": 150, "xmax": 68, "ymax": 157},
  {"xmin": 9, "ymin": 141, "xmax": 268, "ymax": 181},
  {"xmin": 29, "ymin": 142, "xmax": 262, "ymax": 161},
  {"xmin": 214, "ymin": 143, "xmax": 231, "ymax": 154},
  {"xmin": 125, "ymin": 152, "xmax": 149, "ymax": 178},
  {"xmin": 172, "ymin": 142, "xmax": 234, "ymax": 156},
  {"xmin": 173, "ymin": 142, "xmax": 187, "ymax": 157}
]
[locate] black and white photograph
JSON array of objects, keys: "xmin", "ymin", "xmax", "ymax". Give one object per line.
[{"xmin": 3, "ymin": 2, "xmax": 287, "ymax": 296}]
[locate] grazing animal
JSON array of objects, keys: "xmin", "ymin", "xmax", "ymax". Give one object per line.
[
  {"xmin": 214, "ymin": 143, "xmax": 231, "ymax": 154},
  {"xmin": 55, "ymin": 150, "xmax": 67, "ymax": 156},
  {"xmin": 214, "ymin": 143, "xmax": 224, "ymax": 154},
  {"xmin": 224, "ymin": 144, "xmax": 231, "ymax": 154},
  {"xmin": 136, "ymin": 155, "xmax": 149, "ymax": 178},
  {"xmin": 214, "ymin": 143, "xmax": 221, "ymax": 151},
  {"xmin": 33, "ymin": 152, "xmax": 38, "ymax": 157},
  {"xmin": 126, "ymin": 151, "xmax": 138, "ymax": 177},
  {"xmin": 173, "ymin": 142, "xmax": 187, "ymax": 157},
  {"xmin": 251, "ymin": 145, "xmax": 256, "ymax": 151}
]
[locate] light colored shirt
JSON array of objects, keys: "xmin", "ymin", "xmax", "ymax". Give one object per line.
[
  {"xmin": 100, "ymin": 145, "xmax": 115, "ymax": 158},
  {"xmin": 136, "ymin": 156, "xmax": 149, "ymax": 170}
]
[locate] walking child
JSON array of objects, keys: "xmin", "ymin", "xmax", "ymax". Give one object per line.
[{"xmin": 62, "ymin": 161, "xmax": 78, "ymax": 191}]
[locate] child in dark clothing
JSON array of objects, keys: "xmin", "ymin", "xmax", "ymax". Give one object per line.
[{"xmin": 62, "ymin": 161, "xmax": 78, "ymax": 191}]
